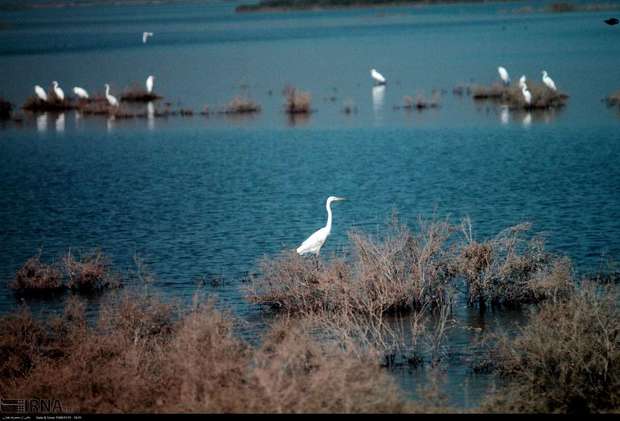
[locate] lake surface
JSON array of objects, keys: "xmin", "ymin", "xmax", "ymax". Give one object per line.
[{"xmin": 1, "ymin": 0, "xmax": 619, "ymax": 409}]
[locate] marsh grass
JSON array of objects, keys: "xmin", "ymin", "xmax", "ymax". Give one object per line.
[
  {"xmin": 9, "ymin": 253, "xmax": 64, "ymax": 292},
  {"xmin": 120, "ymin": 84, "xmax": 162, "ymax": 102},
  {"xmin": 482, "ymin": 283, "xmax": 620, "ymax": 413},
  {"xmin": 22, "ymin": 94, "xmax": 76, "ymax": 112},
  {"xmin": 604, "ymin": 90, "xmax": 620, "ymax": 107},
  {"xmin": 396, "ymin": 93, "xmax": 441, "ymax": 110}
]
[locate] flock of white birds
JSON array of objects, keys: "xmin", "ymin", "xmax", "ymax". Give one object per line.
[
  {"xmin": 32, "ymin": 32, "xmax": 158, "ymax": 108},
  {"xmin": 496, "ymin": 65, "xmax": 558, "ymax": 105}
]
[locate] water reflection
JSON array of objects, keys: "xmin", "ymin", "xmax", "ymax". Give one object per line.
[
  {"xmin": 522, "ymin": 112, "xmax": 532, "ymax": 127},
  {"xmin": 372, "ymin": 85, "xmax": 385, "ymax": 126},
  {"xmin": 500, "ymin": 105, "xmax": 509, "ymax": 125},
  {"xmin": 55, "ymin": 113, "xmax": 65, "ymax": 132},
  {"xmin": 36, "ymin": 113, "xmax": 47, "ymax": 132},
  {"xmin": 106, "ymin": 115, "xmax": 115, "ymax": 132},
  {"xmin": 147, "ymin": 102, "xmax": 155, "ymax": 131}
]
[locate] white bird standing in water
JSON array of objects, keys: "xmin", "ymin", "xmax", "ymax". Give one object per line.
[
  {"xmin": 104, "ymin": 84, "xmax": 119, "ymax": 107},
  {"xmin": 370, "ymin": 68, "xmax": 386, "ymax": 85},
  {"xmin": 73, "ymin": 86, "xmax": 89, "ymax": 99},
  {"xmin": 142, "ymin": 31, "xmax": 154, "ymax": 43},
  {"xmin": 522, "ymin": 84, "xmax": 532, "ymax": 105},
  {"xmin": 518, "ymin": 75, "xmax": 527, "ymax": 90},
  {"xmin": 296, "ymin": 196, "xmax": 346, "ymax": 256},
  {"xmin": 146, "ymin": 75, "xmax": 155, "ymax": 94},
  {"xmin": 52, "ymin": 81, "xmax": 64, "ymax": 101},
  {"xmin": 34, "ymin": 85, "xmax": 48, "ymax": 102},
  {"xmin": 542, "ymin": 70, "xmax": 557, "ymax": 91},
  {"xmin": 498, "ymin": 66, "xmax": 510, "ymax": 86}
]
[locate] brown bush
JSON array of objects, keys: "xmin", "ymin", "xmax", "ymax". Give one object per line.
[
  {"xmin": 22, "ymin": 94, "xmax": 76, "ymax": 112},
  {"xmin": 222, "ymin": 96, "xmax": 261, "ymax": 114},
  {"xmin": 0, "ymin": 289, "xmax": 411, "ymax": 413},
  {"xmin": 10, "ymin": 254, "xmax": 64, "ymax": 292},
  {"xmin": 604, "ymin": 90, "xmax": 620, "ymax": 107},
  {"xmin": 472, "ymin": 83, "xmax": 568, "ymax": 110},
  {"xmin": 483, "ymin": 283, "xmax": 620, "ymax": 413},
  {"xmin": 62, "ymin": 250, "xmax": 122, "ymax": 292},
  {"xmin": 456, "ymin": 218, "xmax": 573, "ymax": 308},
  {"xmin": 284, "ymin": 85, "xmax": 312, "ymax": 114},
  {"xmin": 397, "ymin": 93, "xmax": 440, "ymax": 110},
  {"xmin": 120, "ymin": 84, "xmax": 162, "ymax": 102}
]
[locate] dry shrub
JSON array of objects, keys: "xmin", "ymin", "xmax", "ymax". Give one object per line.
[
  {"xmin": 483, "ymin": 283, "xmax": 620, "ymax": 413},
  {"xmin": 457, "ymin": 218, "xmax": 573, "ymax": 308},
  {"xmin": 472, "ymin": 83, "xmax": 568, "ymax": 110},
  {"xmin": 0, "ymin": 289, "xmax": 410, "ymax": 413},
  {"xmin": 0, "ymin": 97, "xmax": 12, "ymax": 119},
  {"xmin": 10, "ymin": 254, "xmax": 64, "ymax": 292},
  {"xmin": 62, "ymin": 250, "xmax": 122, "ymax": 292},
  {"xmin": 247, "ymin": 216, "xmax": 455, "ymax": 316},
  {"xmin": 121, "ymin": 84, "xmax": 162, "ymax": 102},
  {"xmin": 284, "ymin": 85, "xmax": 312, "ymax": 114},
  {"xmin": 22, "ymin": 94, "xmax": 76, "ymax": 112},
  {"xmin": 223, "ymin": 96, "xmax": 261, "ymax": 114},
  {"xmin": 604, "ymin": 90, "xmax": 620, "ymax": 107}
]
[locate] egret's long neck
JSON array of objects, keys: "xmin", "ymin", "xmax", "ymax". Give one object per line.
[{"xmin": 325, "ymin": 200, "xmax": 333, "ymax": 231}]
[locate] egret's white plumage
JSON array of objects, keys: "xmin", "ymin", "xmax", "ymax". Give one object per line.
[
  {"xmin": 142, "ymin": 31, "xmax": 154, "ymax": 43},
  {"xmin": 296, "ymin": 196, "xmax": 346, "ymax": 256},
  {"xmin": 370, "ymin": 68, "xmax": 386, "ymax": 85},
  {"xmin": 518, "ymin": 75, "xmax": 527, "ymax": 90},
  {"xmin": 105, "ymin": 84, "xmax": 119, "ymax": 107},
  {"xmin": 52, "ymin": 81, "xmax": 64, "ymax": 101},
  {"xmin": 521, "ymin": 84, "xmax": 532, "ymax": 105},
  {"xmin": 146, "ymin": 75, "xmax": 155, "ymax": 94},
  {"xmin": 542, "ymin": 70, "xmax": 557, "ymax": 91},
  {"xmin": 34, "ymin": 85, "xmax": 48, "ymax": 102},
  {"xmin": 73, "ymin": 86, "xmax": 89, "ymax": 99},
  {"xmin": 498, "ymin": 66, "xmax": 510, "ymax": 86}
]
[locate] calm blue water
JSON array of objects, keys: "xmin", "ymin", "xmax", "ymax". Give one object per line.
[{"xmin": 1, "ymin": 0, "xmax": 619, "ymax": 409}]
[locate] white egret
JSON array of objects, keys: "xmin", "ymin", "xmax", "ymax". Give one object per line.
[
  {"xmin": 142, "ymin": 31, "xmax": 154, "ymax": 43},
  {"xmin": 52, "ymin": 81, "xmax": 64, "ymax": 101},
  {"xmin": 146, "ymin": 75, "xmax": 155, "ymax": 94},
  {"xmin": 498, "ymin": 66, "xmax": 510, "ymax": 86},
  {"xmin": 518, "ymin": 75, "xmax": 527, "ymax": 90},
  {"xmin": 296, "ymin": 196, "xmax": 346, "ymax": 256},
  {"xmin": 370, "ymin": 68, "xmax": 386, "ymax": 85},
  {"xmin": 521, "ymin": 84, "xmax": 532, "ymax": 105},
  {"xmin": 34, "ymin": 85, "xmax": 48, "ymax": 102},
  {"xmin": 105, "ymin": 84, "xmax": 119, "ymax": 107},
  {"xmin": 542, "ymin": 70, "xmax": 557, "ymax": 91},
  {"xmin": 73, "ymin": 86, "xmax": 89, "ymax": 99}
]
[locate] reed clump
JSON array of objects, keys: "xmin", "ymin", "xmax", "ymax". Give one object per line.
[
  {"xmin": 0, "ymin": 288, "xmax": 410, "ymax": 413},
  {"xmin": 9, "ymin": 253, "xmax": 64, "ymax": 292},
  {"xmin": 222, "ymin": 96, "xmax": 261, "ymax": 114},
  {"xmin": 456, "ymin": 218, "xmax": 573, "ymax": 308},
  {"xmin": 483, "ymin": 283, "xmax": 620, "ymax": 413},
  {"xmin": 396, "ymin": 94, "xmax": 440, "ymax": 110},
  {"xmin": 284, "ymin": 85, "xmax": 312, "ymax": 114},
  {"xmin": 8, "ymin": 250, "xmax": 122, "ymax": 294},
  {"xmin": 63, "ymin": 250, "xmax": 122, "ymax": 292}
]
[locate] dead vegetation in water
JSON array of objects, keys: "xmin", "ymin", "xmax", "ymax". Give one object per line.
[
  {"xmin": 0, "ymin": 97, "xmax": 12, "ymax": 119},
  {"xmin": 221, "ymin": 96, "xmax": 261, "ymax": 114},
  {"xmin": 482, "ymin": 283, "xmax": 620, "ymax": 413},
  {"xmin": 120, "ymin": 83, "xmax": 162, "ymax": 102},
  {"xmin": 249, "ymin": 216, "xmax": 575, "ymax": 319},
  {"xmin": 472, "ymin": 83, "xmax": 568, "ymax": 110},
  {"xmin": 0, "ymin": 288, "xmax": 411, "ymax": 413},
  {"xmin": 395, "ymin": 93, "xmax": 441, "ymax": 110},
  {"xmin": 22, "ymin": 95, "xmax": 77, "ymax": 112},
  {"xmin": 604, "ymin": 90, "xmax": 620, "ymax": 108},
  {"xmin": 456, "ymin": 218, "xmax": 574, "ymax": 308},
  {"xmin": 8, "ymin": 250, "xmax": 122, "ymax": 295},
  {"xmin": 283, "ymin": 85, "xmax": 313, "ymax": 114}
]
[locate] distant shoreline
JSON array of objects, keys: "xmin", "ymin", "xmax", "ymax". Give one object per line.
[{"xmin": 236, "ymin": 0, "xmax": 510, "ymax": 13}]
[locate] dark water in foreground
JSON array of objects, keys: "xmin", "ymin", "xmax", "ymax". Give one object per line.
[{"xmin": 1, "ymin": 0, "xmax": 619, "ymax": 409}]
